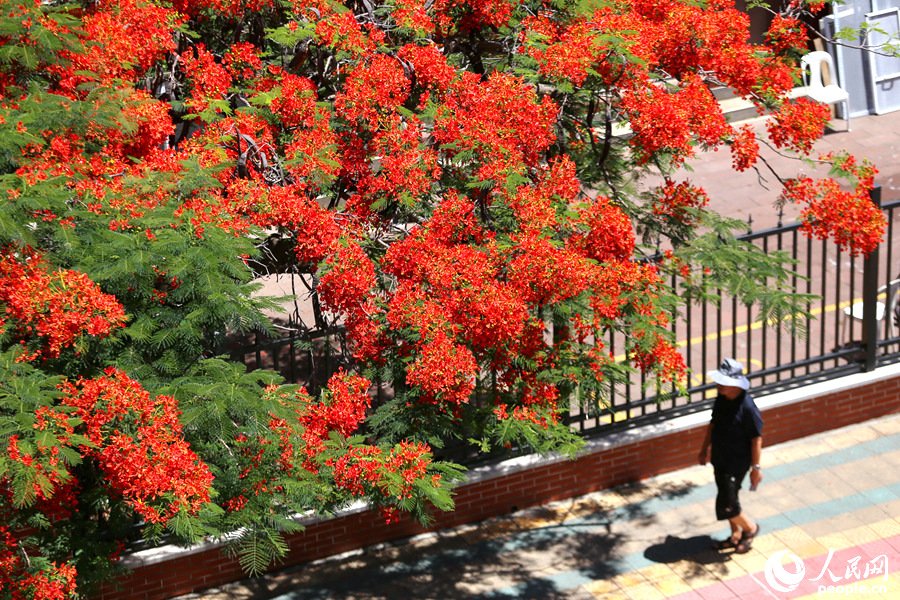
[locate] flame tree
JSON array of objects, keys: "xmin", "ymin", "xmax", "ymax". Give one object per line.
[{"xmin": 0, "ymin": 0, "xmax": 885, "ymax": 596}]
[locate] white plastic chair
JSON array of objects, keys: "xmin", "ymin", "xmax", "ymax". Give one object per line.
[
  {"xmin": 801, "ymin": 51, "xmax": 851, "ymax": 132},
  {"xmin": 842, "ymin": 278, "xmax": 900, "ymax": 342}
]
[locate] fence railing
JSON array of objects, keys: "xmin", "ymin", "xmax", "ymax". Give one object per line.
[
  {"xmin": 565, "ymin": 188, "xmax": 900, "ymax": 436},
  {"xmin": 231, "ymin": 189, "xmax": 900, "ymax": 449}
]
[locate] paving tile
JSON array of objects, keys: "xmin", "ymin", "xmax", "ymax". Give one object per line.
[
  {"xmin": 637, "ymin": 564, "xmax": 676, "ymax": 583},
  {"xmin": 582, "ymin": 578, "xmax": 623, "ymax": 597},
  {"xmin": 789, "ymin": 539, "xmax": 829, "ymax": 560},
  {"xmin": 702, "ymin": 558, "xmax": 747, "ymax": 582},
  {"xmin": 727, "ymin": 551, "xmax": 768, "ymax": 575},
  {"xmin": 666, "ymin": 560, "xmax": 715, "ymax": 582},
  {"xmin": 814, "ymin": 513, "xmax": 868, "ymax": 536},
  {"xmin": 674, "ymin": 592, "xmax": 712, "ymax": 600},
  {"xmin": 751, "ymin": 534, "xmax": 784, "ymax": 556},
  {"xmin": 610, "ymin": 571, "xmax": 651, "ymax": 590},
  {"xmin": 860, "ymin": 486, "xmax": 900, "ymax": 505},
  {"xmin": 824, "ymin": 430, "xmax": 867, "ymax": 451},
  {"xmin": 844, "ymin": 425, "xmax": 882, "ymax": 445},
  {"xmin": 721, "ymin": 575, "xmax": 769, "ymax": 598},
  {"xmin": 870, "ymin": 417, "xmax": 900, "ymax": 436},
  {"xmin": 812, "ymin": 532, "xmax": 857, "ymax": 552},
  {"xmin": 755, "ymin": 486, "xmax": 806, "ymax": 514},
  {"xmin": 866, "ymin": 518, "xmax": 900, "ymax": 540},
  {"xmin": 651, "ymin": 576, "xmax": 693, "ymax": 597},
  {"xmin": 881, "ymin": 498, "xmax": 900, "ymax": 516},
  {"xmin": 760, "ymin": 513, "xmax": 797, "ymax": 532},
  {"xmin": 694, "ymin": 581, "xmax": 739, "ymax": 599},
  {"xmin": 773, "ymin": 526, "xmax": 815, "ymax": 544},
  {"xmin": 622, "ymin": 583, "xmax": 666, "ymax": 600},
  {"xmin": 587, "ymin": 593, "xmax": 630, "ymax": 600},
  {"xmin": 842, "ymin": 524, "xmax": 882, "ymax": 546},
  {"xmin": 766, "ymin": 444, "xmax": 813, "ymax": 465}
]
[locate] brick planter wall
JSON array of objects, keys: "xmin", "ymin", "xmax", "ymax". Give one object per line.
[{"xmin": 96, "ymin": 365, "xmax": 900, "ymax": 600}]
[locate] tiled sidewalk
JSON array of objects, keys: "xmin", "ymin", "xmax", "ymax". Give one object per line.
[{"xmin": 189, "ymin": 413, "xmax": 900, "ymax": 600}]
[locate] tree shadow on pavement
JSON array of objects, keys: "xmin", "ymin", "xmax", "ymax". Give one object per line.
[
  {"xmin": 191, "ymin": 478, "xmax": 706, "ymax": 600},
  {"xmin": 610, "ymin": 479, "xmax": 700, "ymax": 524}
]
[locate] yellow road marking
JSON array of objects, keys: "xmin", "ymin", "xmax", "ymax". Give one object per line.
[
  {"xmin": 605, "ymin": 295, "xmax": 870, "ymax": 410},
  {"xmin": 612, "ymin": 297, "xmax": 863, "ymax": 364},
  {"xmin": 676, "ymin": 299, "xmax": 856, "ymax": 350}
]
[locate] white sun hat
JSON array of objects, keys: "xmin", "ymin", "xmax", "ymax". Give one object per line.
[{"xmin": 707, "ymin": 358, "xmax": 750, "ymax": 390}]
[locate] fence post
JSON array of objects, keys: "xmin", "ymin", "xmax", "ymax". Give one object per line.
[{"xmin": 863, "ymin": 184, "xmax": 882, "ymax": 371}]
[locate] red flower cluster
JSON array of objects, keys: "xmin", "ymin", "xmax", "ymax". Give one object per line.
[
  {"xmin": 651, "ymin": 180, "xmax": 710, "ymax": 226},
  {"xmin": 0, "ymin": 526, "xmax": 77, "ymax": 600},
  {"xmin": 781, "ymin": 152, "xmax": 884, "ymax": 257},
  {"xmin": 766, "ymin": 98, "xmax": 831, "ymax": 155},
  {"xmin": 60, "ymin": 369, "xmax": 213, "ymax": 524},
  {"xmin": 0, "ymin": 249, "xmax": 126, "ymax": 360},
  {"xmin": 180, "ymin": 44, "xmax": 232, "ymax": 115},
  {"xmin": 767, "ymin": 15, "xmax": 808, "ymax": 54}
]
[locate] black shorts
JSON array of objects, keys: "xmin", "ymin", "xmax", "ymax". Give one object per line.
[{"xmin": 714, "ymin": 469, "xmax": 748, "ymax": 520}]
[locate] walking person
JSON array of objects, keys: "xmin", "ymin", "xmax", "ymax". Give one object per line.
[{"xmin": 698, "ymin": 358, "xmax": 764, "ymax": 553}]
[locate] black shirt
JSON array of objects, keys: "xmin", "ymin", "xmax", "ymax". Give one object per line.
[{"xmin": 710, "ymin": 391, "xmax": 764, "ymax": 473}]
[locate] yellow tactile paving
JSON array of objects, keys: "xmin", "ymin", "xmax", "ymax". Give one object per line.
[
  {"xmin": 623, "ymin": 582, "xmax": 667, "ymax": 599},
  {"xmin": 773, "ymin": 526, "xmax": 828, "ymax": 558},
  {"xmin": 749, "ymin": 531, "xmax": 784, "ymax": 555},
  {"xmin": 582, "ymin": 577, "xmax": 624, "ymax": 596},
  {"xmin": 814, "ymin": 531, "xmax": 858, "ymax": 553},
  {"xmin": 702, "ymin": 558, "xmax": 747, "ymax": 581},
  {"xmin": 639, "ymin": 564, "xmax": 678, "ymax": 582},
  {"xmin": 727, "ymin": 549, "xmax": 770, "ymax": 574},
  {"xmin": 650, "ymin": 575, "xmax": 693, "ymax": 596},
  {"xmin": 842, "ymin": 524, "xmax": 882, "ymax": 545},
  {"xmin": 610, "ymin": 571, "xmax": 652, "ymax": 589},
  {"xmin": 869, "ymin": 518, "xmax": 900, "ymax": 538},
  {"xmin": 788, "ymin": 538, "xmax": 829, "ymax": 559},
  {"xmin": 588, "ymin": 593, "xmax": 629, "ymax": 600}
]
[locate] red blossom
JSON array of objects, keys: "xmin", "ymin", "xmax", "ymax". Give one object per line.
[
  {"xmin": 0, "ymin": 248, "xmax": 127, "ymax": 360},
  {"xmin": 59, "ymin": 369, "xmax": 213, "ymax": 523},
  {"xmin": 651, "ymin": 180, "xmax": 710, "ymax": 226},
  {"xmin": 730, "ymin": 124, "xmax": 759, "ymax": 172},
  {"xmin": 766, "ymin": 98, "xmax": 830, "ymax": 155}
]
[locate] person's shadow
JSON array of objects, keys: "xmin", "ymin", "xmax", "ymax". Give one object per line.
[{"xmin": 644, "ymin": 535, "xmax": 730, "ymax": 566}]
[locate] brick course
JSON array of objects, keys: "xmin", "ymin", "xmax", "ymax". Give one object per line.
[{"xmin": 95, "ymin": 369, "xmax": 900, "ymax": 600}]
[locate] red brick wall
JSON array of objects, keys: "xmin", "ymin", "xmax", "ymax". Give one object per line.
[{"xmin": 95, "ymin": 372, "xmax": 900, "ymax": 600}]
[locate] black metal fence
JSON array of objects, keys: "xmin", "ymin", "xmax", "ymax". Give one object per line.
[
  {"xmin": 231, "ymin": 191, "xmax": 900, "ymax": 440},
  {"xmin": 565, "ymin": 189, "xmax": 900, "ymax": 435}
]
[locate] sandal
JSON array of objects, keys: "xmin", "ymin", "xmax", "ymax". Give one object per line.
[
  {"xmin": 735, "ymin": 523, "xmax": 761, "ymax": 554},
  {"xmin": 713, "ymin": 536, "xmax": 740, "ymax": 551}
]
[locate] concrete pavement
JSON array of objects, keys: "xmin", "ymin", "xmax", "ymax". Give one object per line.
[
  {"xmin": 187, "ymin": 412, "xmax": 900, "ymax": 600},
  {"xmin": 669, "ymin": 110, "xmax": 900, "ymax": 232}
]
